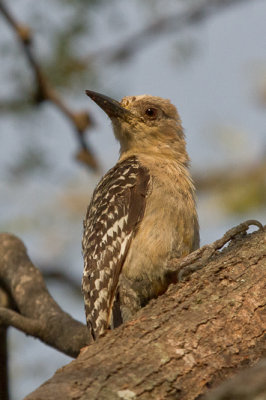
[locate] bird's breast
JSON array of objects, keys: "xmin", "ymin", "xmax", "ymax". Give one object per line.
[{"xmin": 122, "ymin": 156, "xmax": 198, "ymax": 294}]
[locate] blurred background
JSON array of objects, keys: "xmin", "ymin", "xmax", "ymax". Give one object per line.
[{"xmin": 0, "ymin": 0, "xmax": 265, "ymax": 398}]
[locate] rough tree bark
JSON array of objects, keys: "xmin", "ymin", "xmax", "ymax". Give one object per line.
[{"xmin": 19, "ymin": 224, "xmax": 264, "ymax": 400}]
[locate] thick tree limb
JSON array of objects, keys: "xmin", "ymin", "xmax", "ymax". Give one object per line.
[
  {"xmin": 0, "ymin": 233, "xmax": 91, "ymax": 357},
  {"xmin": 24, "ymin": 225, "xmax": 265, "ymax": 400}
]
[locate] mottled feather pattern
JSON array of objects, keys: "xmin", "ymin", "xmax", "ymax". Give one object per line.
[{"xmin": 82, "ymin": 156, "xmax": 150, "ymax": 339}]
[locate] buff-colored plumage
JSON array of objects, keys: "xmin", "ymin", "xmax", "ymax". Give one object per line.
[{"xmin": 83, "ymin": 91, "xmax": 199, "ymax": 339}]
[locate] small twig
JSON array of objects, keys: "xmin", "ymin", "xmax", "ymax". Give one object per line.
[
  {"xmin": 0, "ymin": 1, "xmax": 98, "ymax": 171},
  {"xmin": 166, "ymin": 219, "xmax": 264, "ymax": 281}
]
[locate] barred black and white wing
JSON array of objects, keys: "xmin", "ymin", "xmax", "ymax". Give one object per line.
[{"xmin": 82, "ymin": 156, "xmax": 150, "ymax": 339}]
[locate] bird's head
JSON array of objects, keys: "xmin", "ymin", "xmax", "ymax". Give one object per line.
[{"xmin": 86, "ymin": 90, "xmax": 188, "ymax": 164}]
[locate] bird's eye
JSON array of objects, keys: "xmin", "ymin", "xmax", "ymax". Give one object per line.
[{"xmin": 145, "ymin": 108, "xmax": 158, "ymax": 119}]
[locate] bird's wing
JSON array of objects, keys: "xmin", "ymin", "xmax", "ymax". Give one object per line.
[{"xmin": 82, "ymin": 156, "xmax": 150, "ymax": 339}]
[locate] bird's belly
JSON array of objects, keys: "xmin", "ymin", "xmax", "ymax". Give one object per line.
[{"xmin": 122, "ymin": 182, "xmax": 197, "ymax": 304}]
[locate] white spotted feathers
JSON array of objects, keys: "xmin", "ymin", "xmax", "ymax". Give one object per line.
[{"xmin": 82, "ymin": 156, "xmax": 150, "ymax": 339}]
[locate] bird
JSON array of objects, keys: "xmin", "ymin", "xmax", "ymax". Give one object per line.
[{"xmin": 82, "ymin": 90, "xmax": 199, "ymax": 340}]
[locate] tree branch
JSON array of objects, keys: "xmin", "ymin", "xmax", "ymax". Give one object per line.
[
  {"xmin": 0, "ymin": 1, "xmax": 98, "ymax": 171},
  {"xmin": 0, "ymin": 233, "xmax": 91, "ymax": 357},
  {"xmin": 0, "ymin": 223, "xmax": 264, "ymax": 398},
  {"xmin": 24, "ymin": 225, "xmax": 265, "ymax": 400}
]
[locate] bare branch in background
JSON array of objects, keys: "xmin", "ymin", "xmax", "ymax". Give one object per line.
[
  {"xmin": 85, "ymin": 0, "xmax": 250, "ymax": 64},
  {"xmin": 0, "ymin": 1, "xmax": 98, "ymax": 171},
  {"xmin": 0, "ymin": 0, "xmax": 254, "ymax": 174}
]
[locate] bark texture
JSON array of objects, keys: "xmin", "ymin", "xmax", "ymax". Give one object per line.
[{"xmin": 25, "ymin": 227, "xmax": 266, "ymax": 400}]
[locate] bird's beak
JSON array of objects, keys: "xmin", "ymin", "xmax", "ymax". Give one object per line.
[{"xmin": 85, "ymin": 90, "xmax": 132, "ymax": 121}]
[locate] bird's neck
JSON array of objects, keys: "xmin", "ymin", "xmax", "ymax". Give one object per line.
[
  {"xmin": 119, "ymin": 142, "xmax": 189, "ymax": 168},
  {"xmin": 119, "ymin": 150, "xmax": 195, "ymax": 200}
]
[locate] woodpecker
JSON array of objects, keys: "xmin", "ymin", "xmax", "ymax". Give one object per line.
[{"xmin": 82, "ymin": 90, "xmax": 199, "ymax": 340}]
